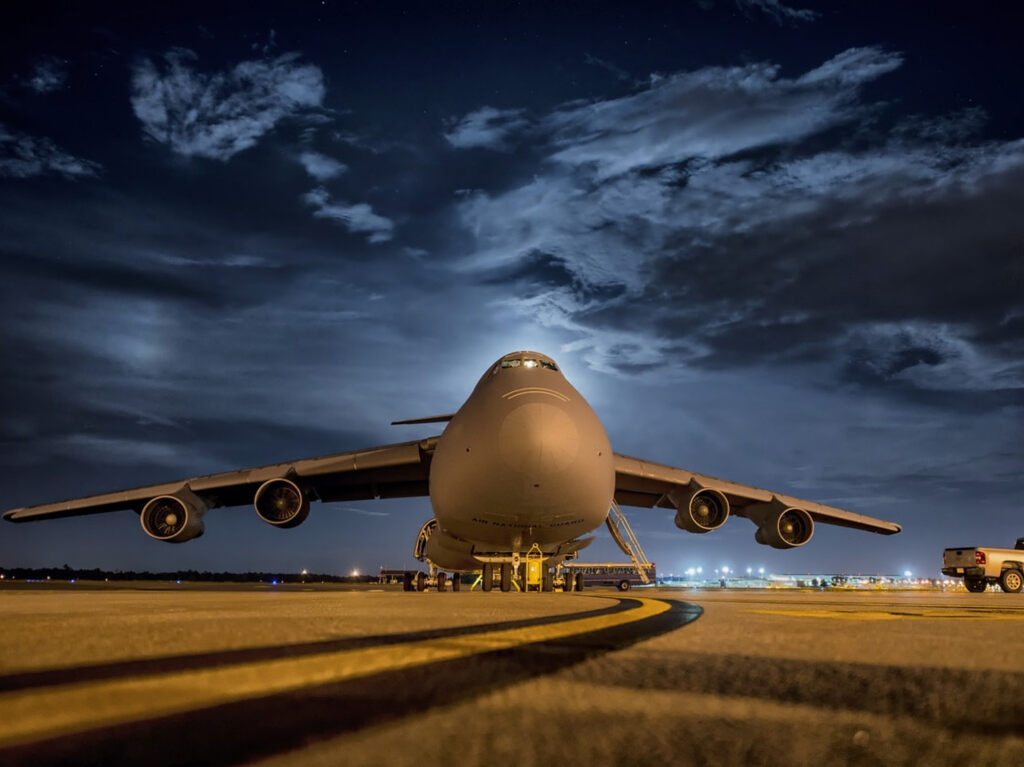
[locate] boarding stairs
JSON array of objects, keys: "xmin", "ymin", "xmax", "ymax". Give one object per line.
[{"xmin": 605, "ymin": 500, "xmax": 653, "ymax": 584}]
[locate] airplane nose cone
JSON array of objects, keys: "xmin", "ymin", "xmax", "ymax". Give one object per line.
[{"xmin": 498, "ymin": 402, "xmax": 580, "ymax": 478}]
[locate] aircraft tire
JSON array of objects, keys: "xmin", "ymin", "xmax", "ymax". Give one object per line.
[
  {"xmin": 542, "ymin": 569, "xmax": 553, "ymax": 592},
  {"xmin": 500, "ymin": 563, "xmax": 513, "ymax": 592},
  {"xmin": 999, "ymin": 568, "xmax": 1023, "ymax": 593},
  {"xmin": 965, "ymin": 577, "xmax": 986, "ymax": 593},
  {"xmin": 574, "ymin": 573, "xmax": 584, "ymax": 592},
  {"xmin": 482, "ymin": 563, "xmax": 493, "ymax": 592},
  {"xmin": 416, "ymin": 572, "xmax": 427, "ymax": 592},
  {"xmin": 451, "ymin": 574, "xmax": 461, "ymax": 591},
  {"xmin": 436, "ymin": 572, "xmax": 447, "ymax": 592},
  {"xmin": 617, "ymin": 580, "xmax": 631, "ymax": 592},
  {"xmin": 402, "ymin": 572, "xmax": 413, "ymax": 592}
]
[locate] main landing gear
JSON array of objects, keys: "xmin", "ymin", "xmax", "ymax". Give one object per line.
[{"xmin": 402, "ymin": 565, "xmax": 464, "ymax": 592}]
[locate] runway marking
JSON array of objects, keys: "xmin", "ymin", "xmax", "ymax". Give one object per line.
[
  {"xmin": 0, "ymin": 596, "xmax": 678, "ymax": 749},
  {"xmin": 746, "ymin": 608, "xmax": 1024, "ymax": 621}
]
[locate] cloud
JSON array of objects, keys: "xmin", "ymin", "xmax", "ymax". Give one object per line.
[
  {"xmin": 540, "ymin": 47, "xmax": 903, "ymax": 179},
  {"xmin": 734, "ymin": 0, "xmax": 818, "ymax": 24},
  {"xmin": 443, "ymin": 106, "xmax": 529, "ymax": 150},
  {"xmin": 302, "ymin": 187, "xmax": 394, "ymax": 242},
  {"xmin": 22, "ymin": 56, "xmax": 68, "ymax": 93},
  {"xmin": 130, "ymin": 48, "xmax": 325, "ymax": 161},
  {"xmin": 0, "ymin": 123, "xmax": 100, "ymax": 178},
  {"xmin": 298, "ymin": 150, "xmax": 347, "ymax": 180},
  {"xmin": 447, "ymin": 48, "xmax": 1024, "ymax": 397}
]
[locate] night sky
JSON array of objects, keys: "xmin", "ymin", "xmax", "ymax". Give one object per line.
[{"xmin": 2, "ymin": 1, "xmax": 1021, "ymax": 578}]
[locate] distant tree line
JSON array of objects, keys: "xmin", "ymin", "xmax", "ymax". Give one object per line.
[{"xmin": 0, "ymin": 564, "xmax": 377, "ymax": 583}]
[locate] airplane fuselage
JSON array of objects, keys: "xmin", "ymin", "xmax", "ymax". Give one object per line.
[{"xmin": 426, "ymin": 351, "xmax": 614, "ymax": 567}]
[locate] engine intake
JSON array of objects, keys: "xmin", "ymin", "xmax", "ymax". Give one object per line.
[
  {"xmin": 254, "ymin": 478, "xmax": 310, "ymax": 528},
  {"xmin": 140, "ymin": 488, "xmax": 207, "ymax": 543},
  {"xmin": 755, "ymin": 507, "xmax": 814, "ymax": 549},
  {"xmin": 670, "ymin": 485, "xmax": 730, "ymax": 534}
]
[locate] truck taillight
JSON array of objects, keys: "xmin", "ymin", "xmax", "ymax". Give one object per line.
[{"xmin": 975, "ymin": 551, "xmax": 987, "ymax": 565}]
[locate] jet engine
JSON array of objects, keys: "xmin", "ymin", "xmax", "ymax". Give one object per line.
[
  {"xmin": 754, "ymin": 507, "xmax": 814, "ymax": 549},
  {"xmin": 254, "ymin": 478, "xmax": 310, "ymax": 528},
  {"xmin": 669, "ymin": 484, "xmax": 730, "ymax": 534},
  {"xmin": 140, "ymin": 488, "xmax": 208, "ymax": 543}
]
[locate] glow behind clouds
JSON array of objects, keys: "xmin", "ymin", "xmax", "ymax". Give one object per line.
[{"xmin": 1, "ymin": 2, "xmax": 1021, "ymax": 576}]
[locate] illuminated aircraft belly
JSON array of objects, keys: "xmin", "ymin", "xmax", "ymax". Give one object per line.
[{"xmin": 429, "ymin": 377, "xmax": 614, "ymax": 549}]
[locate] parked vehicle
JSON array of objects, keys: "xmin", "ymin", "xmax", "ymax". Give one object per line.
[{"xmin": 942, "ymin": 539, "xmax": 1024, "ymax": 593}]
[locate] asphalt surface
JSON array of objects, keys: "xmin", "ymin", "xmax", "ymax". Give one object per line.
[{"xmin": 1, "ymin": 584, "xmax": 1022, "ymax": 766}]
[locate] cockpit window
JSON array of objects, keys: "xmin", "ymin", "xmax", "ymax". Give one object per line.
[{"xmin": 496, "ymin": 357, "xmax": 558, "ymax": 372}]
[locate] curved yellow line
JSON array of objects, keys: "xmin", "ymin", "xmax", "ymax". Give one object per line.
[{"xmin": 0, "ymin": 597, "xmax": 671, "ymax": 747}]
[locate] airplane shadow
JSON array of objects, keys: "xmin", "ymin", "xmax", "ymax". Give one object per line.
[{"xmin": 0, "ymin": 599, "xmax": 702, "ymax": 767}]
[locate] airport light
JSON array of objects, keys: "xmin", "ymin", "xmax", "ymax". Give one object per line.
[
  {"xmin": 696, "ymin": 567, "xmax": 703, "ymax": 574},
  {"xmin": 903, "ymin": 570, "xmax": 912, "ymax": 578},
  {"xmin": 746, "ymin": 567, "xmax": 752, "ymax": 575},
  {"xmin": 721, "ymin": 566, "xmax": 730, "ymax": 574},
  {"xmin": 351, "ymin": 569, "xmax": 360, "ymax": 577},
  {"xmin": 758, "ymin": 567, "xmax": 765, "ymax": 575}
]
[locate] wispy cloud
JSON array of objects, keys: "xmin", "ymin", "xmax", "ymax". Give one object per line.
[
  {"xmin": 443, "ymin": 106, "xmax": 529, "ymax": 151},
  {"xmin": 446, "ymin": 48, "xmax": 1024, "ymax": 394},
  {"xmin": 298, "ymin": 150, "xmax": 347, "ymax": 180},
  {"xmin": 0, "ymin": 123, "xmax": 100, "ymax": 178},
  {"xmin": 734, "ymin": 0, "xmax": 818, "ymax": 25},
  {"xmin": 130, "ymin": 49, "xmax": 325, "ymax": 161},
  {"xmin": 302, "ymin": 186, "xmax": 394, "ymax": 242},
  {"xmin": 22, "ymin": 56, "xmax": 68, "ymax": 93}
]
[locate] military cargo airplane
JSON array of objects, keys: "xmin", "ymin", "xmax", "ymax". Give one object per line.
[{"xmin": 3, "ymin": 350, "xmax": 901, "ymax": 591}]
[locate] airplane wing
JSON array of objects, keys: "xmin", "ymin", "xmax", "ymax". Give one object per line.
[
  {"xmin": 613, "ymin": 453, "xmax": 900, "ymax": 539},
  {"xmin": 3, "ymin": 436, "xmax": 439, "ymax": 523}
]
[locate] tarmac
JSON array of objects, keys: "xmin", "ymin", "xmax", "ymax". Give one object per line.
[{"xmin": 1, "ymin": 583, "xmax": 1022, "ymax": 766}]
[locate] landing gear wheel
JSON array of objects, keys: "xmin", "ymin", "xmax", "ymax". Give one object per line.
[
  {"xmin": 965, "ymin": 577, "xmax": 986, "ymax": 593},
  {"xmin": 999, "ymin": 569, "xmax": 1023, "ymax": 593},
  {"xmin": 542, "ymin": 569, "xmax": 553, "ymax": 592},
  {"xmin": 500, "ymin": 563, "xmax": 513, "ymax": 592},
  {"xmin": 415, "ymin": 572, "xmax": 427, "ymax": 592},
  {"xmin": 617, "ymin": 580, "xmax": 631, "ymax": 592},
  {"xmin": 436, "ymin": 572, "xmax": 447, "ymax": 592},
  {"xmin": 451, "ymin": 574, "xmax": 461, "ymax": 592},
  {"xmin": 402, "ymin": 572, "xmax": 413, "ymax": 592},
  {"xmin": 574, "ymin": 573, "xmax": 584, "ymax": 592},
  {"xmin": 481, "ymin": 563, "xmax": 493, "ymax": 592}
]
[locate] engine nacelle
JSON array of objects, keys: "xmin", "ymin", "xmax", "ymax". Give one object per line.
[
  {"xmin": 754, "ymin": 507, "xmax": 814, "ymax": 549},
  {"xmin": 254, "ymin": 478, "xmax": 310, "ymax": 528},
  {"xmin": 669, "ymin": 484, "xmax": 730, "ymax": 534},
  {"xmin": 140, "ymin": 487, "xmax": 208, "ymax": 543}
]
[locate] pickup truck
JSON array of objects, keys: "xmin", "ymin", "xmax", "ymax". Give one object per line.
[{"xmin": 942, "ymin": 539, "xmax": 1024, "ymax": 593}]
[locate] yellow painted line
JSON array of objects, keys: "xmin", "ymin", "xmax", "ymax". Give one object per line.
[
  {"xmin": 746, "ymin": 608, "xmax": 1024, "ymax": 621},
  {"xmin": 0, "ymin": 597, "xmax": 669, "ymax": 748}
]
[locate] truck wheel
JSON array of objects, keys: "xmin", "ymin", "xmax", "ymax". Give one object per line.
[
  {"xmin": 999, "ymin": 569, "xmax": 1023, "ymax": 593},
  {"xmin": 617, "ymin": 580, "xmax": 631, "ymax": 591},
  {"xmin": 965, "ymin": 577, "xmax": 986, "ymax": 593}
]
